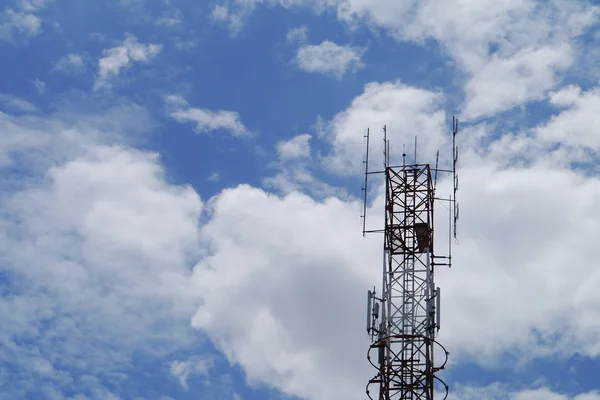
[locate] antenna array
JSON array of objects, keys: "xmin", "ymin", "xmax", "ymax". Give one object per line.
[{"xmin": 361, "ymin": 119, "xmax": 460, "ymax": 400}]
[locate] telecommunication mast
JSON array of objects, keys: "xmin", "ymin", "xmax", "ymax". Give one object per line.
[{"xmin": 361, "ymin": 119, "xmax": 459, "ymax": 400}]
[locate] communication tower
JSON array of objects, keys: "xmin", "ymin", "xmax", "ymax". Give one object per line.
[{"xmin": 361, "ymin": 119, "xmax": 459, "ymax": 400}]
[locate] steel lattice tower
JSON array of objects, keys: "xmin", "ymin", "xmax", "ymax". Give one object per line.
[{"xmin": 363, "ymin": 120, "xmax": 459, "ymax": 400}]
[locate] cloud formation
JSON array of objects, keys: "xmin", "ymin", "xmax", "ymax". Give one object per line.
[
  {"xmin": 170, "ymin": 356, "xmax": 213, "ymax": 390},
  {"xmin": 0, "ymin": 93, "xmax": 37, "ymax": 112},
  {"xmin": 296, "ymin": 40, "xmax": 364, "ymax": 78},
  {"xmin": 165, "ymin": 95, "xmax": 250, "ymax": 137},
  {"xmin": 185, "ymin": 76, "xmax": 600, "ymax": 400},
  {"xmin": 320, "ymin": 80, "xmax": 446, "ymax": 175},
  {"xmin": 4, "ymin": 1, "xmax": 600, "ymax": 399},
  {"xmin": 191, "ymin": 185, "xmax": 378, "ymax": 400},
  {"xmin": 286, "ymin": 26, "xmax": 308, "ymax": 44},
  {"xmin": 213, "ymin": 0, "xmax": 598, "ymax": 119},
  {"xmin": 0, "ymin": 0, "xmax": 45, "ymax": 42},
  {"xmin": 0, "ymin": 100, "xmax": 203, "ymax": 398},
  {"xmin": 276, "ymin": 134, "xmax": 312, "ymax": 160},
  {"xmin": 94, "ymin": 34, "xmax": 162, "ymax": 89},
  {"xmin": 448, "ymin": 384, "xmax": 600, "ymax": 400},
  {"xmin": 53, "ymin": 53, "xmax": 86, "ymax": 75}
]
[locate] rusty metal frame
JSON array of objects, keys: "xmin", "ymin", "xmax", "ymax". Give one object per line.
[{"xmin": 367, "ymin": 164, "xmax": 448, "ymax": 400}]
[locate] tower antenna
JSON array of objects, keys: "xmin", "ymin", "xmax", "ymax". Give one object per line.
[
  {"xmin": 361, "ymin": 128, "xmax": 370, "ymax": 237},
  {"xmin": 453, "ymin": 117, "xmax": 460, "ymax": 239},
  {"xmin": 363, "ymin": 118, "xmax": 460, "ymax": 400},
  {"xmin": 434, "ymin": 149, "xmax": 440, "ymax": 193},
  {"xmin": 383, "ymin": 125, "xmax": 388, "ymax": 169}
]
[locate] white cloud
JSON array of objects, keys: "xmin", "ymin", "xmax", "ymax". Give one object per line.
[
  {"xmin": 447, "ymin": 384, "xmax": 600, "ymax": 400},
  {"xmin": 262, "ymin": 166, "xmax": 347, "ymax": 198},
  {"xmin": 3, "ymin": 4, "xmax": 600, "ymax": 397},
  {"xmin": 0, "ymin": 99, "xmax": 204, "ymax": 397},
  {"xmin": 170, "ymin": 356, "xmax": 213, "ymax": 390},
  {"xmin": 0, "ymin": 0, "xmax": 46, "ymax": 41},
  {"xmin": 265, "ymin": 133, "xmax": 346, "ymax": 197},
  {"xmin": 276, "ymin": 134, "xmax": 311, "ymax": 160},
  {"xmin": 0, "ymin": 93, "xmax": 37, "ymax": 112},
  {"xmin": 165, "ymin": 95, "xmax": 249, "ymax": 137},
  {"xmin": 94, "ymin": 34, "xmax": 162, "ymax": 90},
  {"xmin": 53, "ymin": 53, "xmax": 86, "ymax": 74},
  {"xmin": 209, "ymin": 1, "xmax": 327, "ymax": 33},
  {"xmin": 286, "ymin": 26, "xmax": 308, "ymax": 44},
  {"xmin": 461, "ymin": 44, "xmax": 573, "ymax": 120},
  {"xmin": 296, "ymin": 40, "xmax": 364, "ymax": 78},
  {"xmin": 534, "ymin": 85, "xmax": 600, "ymax": 153},
  {"xmin": 191, "ymin": 186, "xmax": 379, "ymax": 400},
  {"xmin": 191, "ymin": 136, "xmax": 600, "ymax": 400},
  {"xmin": 19, "ymin": 0, "xmax": 45, "ymax": 11},
  {"xmin": 184, "ymin": 78, "xmax": 600, "ymax": 400},
  {"xmin": 336, "ymin": 0, "xmax": 597, "ymax": 118},
  {"xmin": 211, "ymin": 4, "xmax": 244, "ymax": 33},
  {"xmin": 213, "ymin": 0, "xmax": 598, "ymax": 118},
  {"xmin": 211, "ymin": 4, "xmax": 230, "ymax": 21},
  {"xmin": 320, "ymin": 81, "xmax": 446, "ymax": 175},
  {"xmin": 476, "ymin": 84, "xmax": 600, "ymax": 170},
  {"xmin": 0, "ymin": 7, "xmax": 41, "ymax": 41}
]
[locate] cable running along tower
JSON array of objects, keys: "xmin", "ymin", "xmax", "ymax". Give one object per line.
[{"xmin": 362, "ymin": 120, "xmax": 460, "ymax": 400}]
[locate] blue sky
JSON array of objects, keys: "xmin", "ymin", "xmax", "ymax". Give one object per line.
[{"xmin": 2, "ymin": 0, "xmax": 600, "ymax": 399}]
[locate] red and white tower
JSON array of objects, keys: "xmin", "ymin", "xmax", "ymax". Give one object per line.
[{"xmin": 363, "ymin": 119, "xmax": 459, "ymax": 400}]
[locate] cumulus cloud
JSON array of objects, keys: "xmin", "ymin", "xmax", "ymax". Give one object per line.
[
  {"xmin": 474, "ymin": 84, "xmax": 600, "ymax": 169},
  {"xmin": 0, "ymin": 4, "xmax": 42, "ymax": 41},
  {"xmin": 320, "ymin": 80, "xmax": 446, "ymax": 175},
  {"xmin": 4, "ymin": 4, "xmax": 600, "ymax": 398},
  {"xmin": 191, "ymin": 156, "xmax": 600, "ymax": 399},
  {"xmin": 534, "ymin": 85, "xmax": 600, "ymax": 153},
  {"xmin": 212, "ymin": 0, "xmax": 598, "ymax": 118},
  {"xmin": 210, "ymin": 4, "xmax": 245, "ymax": 33},
  {"xmin": 335, "ymin": 0, "xmax": 598, "ymax": 118},
  {"xmin": 276, "ymin": 134, "xmax": 311, "ymax": 160},
  {"xmin": 461, "ymin": 44, "xmax": 573, "ymax": 120},
  {"xmin": 183, "ymin": 76, "xmax": 600, "ymax": 400},
  {"xmin": 0, "ymin": 99, "xmax": 203, "ymax": 398},
  {"xmin": 165, "ymin": 95, "xmax": 249, "ymax": 136},
  {"xmin": 0, "ymin": 0, "xmax": 45, "ymax": 40},
  {"xmin": 264, "ymin": 133, "xmax": 346, "ymax": 197},
  {"xmin": 191, "ymin": 186, "xmax": 379, "ymax": 400},
  {"xmin": 211, "ymin": 4, "xmax": 230, "ymax": 21},
  {"xmin": 409, "ymin": 0, "xmax": 598, "ymax": 120},
  {"xmin": 94, "ymin": 34, "xmax": 162, "ymax": 90},
  {"xmin": 447, "ymin": 384, "xmax": 600, "ymax": 400},
  {"xmin": 296, "ymin": 40, "xmax": 364, "ymax": 78}
]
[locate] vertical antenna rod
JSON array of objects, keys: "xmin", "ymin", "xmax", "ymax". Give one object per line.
[
  {"xmin": 383, "ymin": 125, "xmax": 388, "ymax": 169},
  {"xmin": 362, "ymin": 128, "xmax": 370, "ymax": 237},
  {"xmin": 434, "ymin": 150, "xmax": 440, "ymax": 193},
  {"xmin": 452, "ymin": 117, "xmax": 460, "ymax": 239}
]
